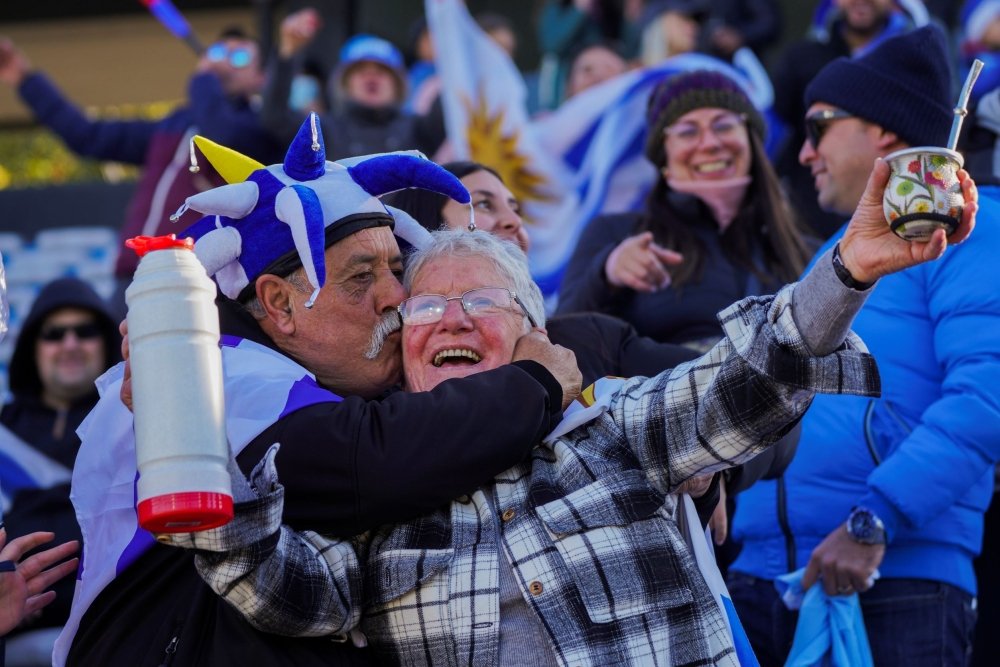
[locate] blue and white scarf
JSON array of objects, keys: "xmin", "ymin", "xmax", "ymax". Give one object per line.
[{"xmin": 53, "ymin": 337, "xmax": 343, "ymax": 666}]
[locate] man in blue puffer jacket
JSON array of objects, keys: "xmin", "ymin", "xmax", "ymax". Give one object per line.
[{"xmin": 729, "ymin": 25, "xmax": 1000, "ymax": 667}]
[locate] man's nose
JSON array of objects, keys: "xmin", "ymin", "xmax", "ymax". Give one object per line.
[
  {"xmin": 799, "ymin": 138, "xmax": 816, "ymax": 166},
  {"xmin": 59, "ymin": 330, "xmax": 84, "ymax": 347},
  {"xmin": 376, "ymin": 270, "xmax": 407, "ymax": 314}
]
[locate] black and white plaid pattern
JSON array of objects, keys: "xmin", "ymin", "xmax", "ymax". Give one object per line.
[
  {"xmin": 158, "ymin": 446, "xmax": 364, "ymax": 639},
  {"xmin": 183, "ymin": 284, "xmax": 880, "ymax": 665}
]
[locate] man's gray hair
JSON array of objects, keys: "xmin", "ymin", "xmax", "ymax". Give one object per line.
[{"xmin": 403, "ymin": 230, "xmax": 546, "ymax": 328}]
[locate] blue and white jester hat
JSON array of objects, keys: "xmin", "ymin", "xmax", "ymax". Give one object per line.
[{"xmin": 174, "ymin": 113, "xmax": 470, "ymax": 307}]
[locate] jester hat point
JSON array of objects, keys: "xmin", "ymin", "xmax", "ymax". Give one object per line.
[{"xmin": 176, "ymin": 113, "xmax": 470, "ymax": 306}]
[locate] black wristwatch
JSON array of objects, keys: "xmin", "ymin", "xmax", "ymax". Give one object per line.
[
  {"xmin": 846, "ymin": 506, "xmax": 887, "ymax": 545},
  {"xmin": 832, "ymin": 242, "xmax": 876, "ymax": 291}
]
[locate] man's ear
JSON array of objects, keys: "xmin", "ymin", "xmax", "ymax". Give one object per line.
[
  {"xmin": 874, "ymin": 127, "xmax": 902, "ymax": 151},
  {"xmin": 256, "ymin": 274, "xmax": 296, "ymax": 334}
]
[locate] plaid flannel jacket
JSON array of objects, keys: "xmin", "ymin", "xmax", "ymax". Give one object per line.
[{"xmin": 167, "ymin": 283, "xmax": 880, "ymax": 666}]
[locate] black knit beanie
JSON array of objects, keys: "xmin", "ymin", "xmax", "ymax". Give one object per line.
[
  {"xmin": 804, "ymin": 25, "xmax": 954, "ymax": 147},
  {"xmin": 644, "ymin": 69, "xmax": 766, "ymax": 169}
]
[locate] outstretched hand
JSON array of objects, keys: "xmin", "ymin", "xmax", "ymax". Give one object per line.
[
  {"xmin": 279, "ymin": 8, "xmax": 322, "ymax": 59},
  {"xmin": 838, "ymin": 159, "xmax": 978, "ymax": 284},
  {"xmin": 0, "ymin": 529, "xmax": 79, "ymax": 636},
  {"xmin": 0, "ymin": 37, "xmax": 31, "ymax": 87}
]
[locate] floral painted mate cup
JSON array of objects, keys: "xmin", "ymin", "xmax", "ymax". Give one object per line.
[{"xmin": 883, "ymin": 146, "xmax": 964, "ymax": 242}]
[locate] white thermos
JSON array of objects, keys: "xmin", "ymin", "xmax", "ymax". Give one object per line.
[{"xmin": 125, "ymin": 234, "xmax": 232, "ymax": 533}]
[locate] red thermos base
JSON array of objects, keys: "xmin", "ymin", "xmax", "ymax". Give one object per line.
[{"xmin": 138, "ymin": 492, "xmax": 234, "ymax": 533}]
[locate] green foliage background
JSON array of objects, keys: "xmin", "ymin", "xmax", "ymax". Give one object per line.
[{"xmin": 0, "ymin": 100, "xmax": 180, "ymax": 190}]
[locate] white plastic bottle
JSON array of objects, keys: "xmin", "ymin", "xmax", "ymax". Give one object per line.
[{"xmin": 125, "ymin": 234, "xmax": 232, "ymax": 533}]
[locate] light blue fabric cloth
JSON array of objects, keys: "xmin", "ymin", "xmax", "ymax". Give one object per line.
[{"xmin": 774, "ymin": 569, "xmax": 874, "ymax": 667}]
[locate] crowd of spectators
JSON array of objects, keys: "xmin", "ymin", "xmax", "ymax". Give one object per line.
[{"xmin": 0, "ymin": 1, "xmax": 998, "ymax": 666}]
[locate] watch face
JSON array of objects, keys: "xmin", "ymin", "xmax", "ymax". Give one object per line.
[
  {"xmin": 851, "ymin": 512, "xmax": 875, "ymax": 538},
  {"xmin": 849, "ymin": 508, "xmax": 885, "ymax": 544}
]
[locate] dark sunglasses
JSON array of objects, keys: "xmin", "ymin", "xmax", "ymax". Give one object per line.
[
  {"xmin": 205, "ymin": 43, "xmax": 253, "ymax": 69},
  {"xmin": 38, "ymin": 322, "xmax": 102, "ymax": 343},
  {"xmin": 805, "ymin": 109, "xmax": 855, "ymax": 147}
]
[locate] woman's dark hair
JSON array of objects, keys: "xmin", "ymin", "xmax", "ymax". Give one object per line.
[
  {"xmin": 381, "ymin": 161, "xmax": 501, "ymax": 232},
  {"xmin": 639, "ymin": 131, "xmax": 812, "ymax": 289}
]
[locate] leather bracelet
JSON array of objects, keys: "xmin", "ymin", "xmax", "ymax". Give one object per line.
[{"xmin": 832, "ymin": 242, "xmax": 876, "ymax": 291}]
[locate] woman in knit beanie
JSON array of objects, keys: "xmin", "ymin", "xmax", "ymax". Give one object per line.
[{"xmin": 557, "ymin": 68, "xmax": 814, "ymax": 351}]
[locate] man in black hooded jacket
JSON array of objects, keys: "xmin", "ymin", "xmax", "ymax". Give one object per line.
[{"xmin": 0, "ymin": 277, "xmax": 120, "ymax": 658}]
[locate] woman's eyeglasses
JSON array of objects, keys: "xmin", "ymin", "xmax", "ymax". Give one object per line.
[
  {"xmin": 805, "ymin": 109, "xmax": 855, "ymax": 148},
  {"xmin": 398, "ymin": 287, "xmax": 538, "ymax": 328},
  {"xmin": 205, "ymin": 43, "xmax": 253, "ymax": 69},
  {"xmin": 663, "ymin": 113, "xmax": 746, "ymax": 147}
]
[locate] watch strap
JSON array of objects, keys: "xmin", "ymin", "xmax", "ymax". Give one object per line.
[{"xmin": 832, "ymin": 242, "xmax": 876, "ymax": 291}]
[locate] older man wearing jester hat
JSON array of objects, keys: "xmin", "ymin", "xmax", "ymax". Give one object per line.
[{"xmin": 54, "ymin": 115, "xmax": 580, "ymax": 667}]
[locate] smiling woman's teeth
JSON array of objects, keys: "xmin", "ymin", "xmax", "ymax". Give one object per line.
[
  {"xmin": 433, "ymin": 349, "xmax": 482, "ymax": 367},
  {"xmin": 696, "ymin": 161, "xmax": 728, "ymax": 173}
]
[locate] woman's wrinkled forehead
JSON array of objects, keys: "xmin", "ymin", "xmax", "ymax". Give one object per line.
[{"xmin": 409, "ymin": 252, "xmax": 507, "ymax": 294}]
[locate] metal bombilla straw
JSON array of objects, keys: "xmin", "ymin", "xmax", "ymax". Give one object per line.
[{"xmin": 947, "ymin": 59, "xmax": 985, "ymax": 151}]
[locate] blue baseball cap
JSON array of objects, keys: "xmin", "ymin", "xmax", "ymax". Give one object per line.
[{"xmin": 334, "ymin": 34, "xmax": 407, "ymax": 100}]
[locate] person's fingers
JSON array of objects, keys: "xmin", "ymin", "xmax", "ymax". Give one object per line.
[
  {"xmin": 922, "ymin": 227, "xmax": 948, "ymax": 261},
  {"xmin": 801, "ymin": 557, "xmax": 820, "ymax": 591},
  {"xmin": 632, "ymin": 231, "xmax": 654, "ymax": 249},
  {"xmin": 711, "ymin": 501, "xmax": 728, "ymax": 546},
  {"xmin": 0, "ymin": 532, "xmax": 55, "ymax": 563},
  {"xmin": 712, "ymin": 481, "xmax": 728, "ymax": 545},
  {"xmin": 21, "ymin": 591, "xmax": 57, "ymax": 619},
  {"xmin": 18, "ymin": 540, "xmax": 78, "ymax": 581},
  {"xmin": 862, "ymin": 157, "xmax": 891, "ymax": 207},
  {"xmin": 849, "ymin": 571, "xmax": 871, "ymax": 593},
  {"xmin": 621, "ymin": 274, "xmax": 659, "ymax": 293},
  {"xmin": 949, "ymin": 173, "xmax": 977, "ymax": 244},
  {"xmin": 25, "ymin": 558, "xmax": 79, "ymax": 597},
  {"xmin": 821, "ymin": 560, "xmax": 840, "ymax": 596},
  {"xmin": 639, "ymin": 258, "xmax": 670, "ymax": 289},
  {"xmin": 649, "ymin": 243, "xmax": 683, "ymax": 266}
]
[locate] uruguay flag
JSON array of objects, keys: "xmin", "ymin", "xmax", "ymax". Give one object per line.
[
  {"xmin": 0, "ymin": 423, "xmax": 72, "ymax": 515},
  {"xmin": 426, "ymin": 0, "xmax": 773, "ymax": 304}
]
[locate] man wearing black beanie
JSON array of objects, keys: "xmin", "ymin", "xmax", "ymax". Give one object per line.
[{"xmin": 729, "ymin": 25, "xmax": 1000, "ymax": 667}]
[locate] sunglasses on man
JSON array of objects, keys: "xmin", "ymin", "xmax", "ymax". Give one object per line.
[
  {"xmin": 805, "ymin": 108, "xmax": 855, "ymax": 148},
  {"xmin": 205, "ymin": 43, "xmax": 253, "ymax": 69},
  {"xmin": 38, "ymin": 322, "xmax": 102, "ymax": 343}
]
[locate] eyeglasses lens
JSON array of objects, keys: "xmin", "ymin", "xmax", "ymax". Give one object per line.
[
  {"xmin": 206, "ymin": 43, "xmax": 251, "ymax": 69},
  {"xmin": 399, "ymin": 288, "xmax": 512, "ymax": 325},
  {"xmin": 39, "ymin": 322, "xmax": 102, "ymax": 342}
]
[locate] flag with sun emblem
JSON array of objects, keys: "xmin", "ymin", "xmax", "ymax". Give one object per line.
[
  {"xmin": 426, "ymin": 0, "xmax": 773, "ymax": 305},
  {"xmin": 426, "ymin": 0, "xmax": 564, "ymax": 279}
]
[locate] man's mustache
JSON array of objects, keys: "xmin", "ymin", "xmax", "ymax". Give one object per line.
[{"xmin": 363, "ymin": 310, "xmax": 402, "ymax": 360}]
